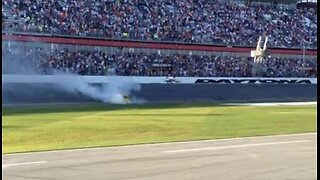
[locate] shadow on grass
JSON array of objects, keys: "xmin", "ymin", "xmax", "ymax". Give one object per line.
[
  {"xmin": 2, "ymin": 102, "xmax": 230, "ymax": 116},
  {"xmin": 2, "ymin": 125, "xmax": 30, "ymax": 129},
  {"xmin": 4, "ymin": 99, "xmax": 314, "ymax": 116}
]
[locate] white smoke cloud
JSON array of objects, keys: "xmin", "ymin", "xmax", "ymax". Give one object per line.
[
  {"xmin": 3, "ymin": 43, "xmax": 145, "ymax": 105},
  {"xmin": 52, "ymin": 71, "xmax": 145, "ymax": 104}
]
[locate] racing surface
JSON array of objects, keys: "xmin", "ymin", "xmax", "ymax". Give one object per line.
[{"xmin": 2, "ymin": 133, "xmax": 317, "ymax": 180}]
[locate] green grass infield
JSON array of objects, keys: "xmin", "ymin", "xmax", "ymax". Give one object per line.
[{"xmin": 2, "ymin": 103, "xmax": 317, "ymax": 154}]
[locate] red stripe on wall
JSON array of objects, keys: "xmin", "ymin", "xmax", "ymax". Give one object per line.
[{"xmin": 2, "ymin": 34, "xmax": 317, "ymax": 56}]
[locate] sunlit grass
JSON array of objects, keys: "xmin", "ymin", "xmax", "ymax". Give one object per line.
[{"xmin": 2, "ymin": 104, "xmax": 317, "ymax": 154}]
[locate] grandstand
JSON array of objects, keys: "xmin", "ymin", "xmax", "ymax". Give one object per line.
[
  {"xmin": 1, "ymin": 0, "xmax": 317, "ymax": 82},
  {"xmin": 2, "ymin": 0, "xmax": 317, "ymax": 78},
  {"xmin": 2, "ymin": 44, "xmax": 317, "ymax": 77},
  {"xmin": 2, "ymin": 0, "xmax": 317, "ymax": 49}
]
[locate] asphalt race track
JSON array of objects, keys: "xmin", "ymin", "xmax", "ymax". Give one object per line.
[{"xmin": 2, "ymin": 133, "xmax": 317, "ymax": 180}]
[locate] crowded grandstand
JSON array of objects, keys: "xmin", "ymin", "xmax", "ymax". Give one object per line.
[
  {"xmin": 2, "ymin": 0, "xmax": 317, "ymax": 78},
  {"xmin": 2, "ymin": 47, "xmax": 317, "ymax": 77},
  {"xmin": 2, "ymin": 0, "xmax": 317, "ymax": 48}
]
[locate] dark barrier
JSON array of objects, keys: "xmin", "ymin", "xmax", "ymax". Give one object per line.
[
  {"xmin": 2, "ymin": 83, "xmax": 93, "ymax": 104},
  {"xmin": 2, "ymin": 83, "xmax": 317, "ymax": 105},
  {"xmin": 134, "ymin": 84, "xmax": 317, "ymax": 103}
]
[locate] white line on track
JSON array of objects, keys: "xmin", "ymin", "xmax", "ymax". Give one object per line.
[
  {"xmin": 2, "ymin": 161, "xmax": 47, "ymax": 169},
  {"xmin": 163, "ymin": 140, "xmax": 313, "ymax": 153}
]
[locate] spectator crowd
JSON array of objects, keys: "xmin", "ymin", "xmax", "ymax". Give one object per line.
[
  {"xmin": 3, "ymin": 47, "xmax": 317, "ymax": 78},
  {"xmin": 2, "ymin": 0, "xmax": 317, "ymax": 49}
]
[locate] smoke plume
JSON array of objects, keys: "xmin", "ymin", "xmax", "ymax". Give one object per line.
[
  {"xmin": 52, "ymin": 71, "xmax": 144, "ymax": 104},
  {"xmin": 2, "ymin": 42, "xmax": 145, "ymax": 104}
]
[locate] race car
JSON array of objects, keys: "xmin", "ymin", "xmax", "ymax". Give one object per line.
[{"xmin": 123, "ymin": 94, "xmax": 131, "ymax": 104}]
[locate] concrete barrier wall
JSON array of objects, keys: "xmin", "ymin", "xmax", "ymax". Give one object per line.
[
  {"xmin": 2, "ymin": 83, "xmax": 317, "ymax": 104},
  {"xmin": 134, "ymin": 84, "xmax": 317, "ymax": 103}
]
